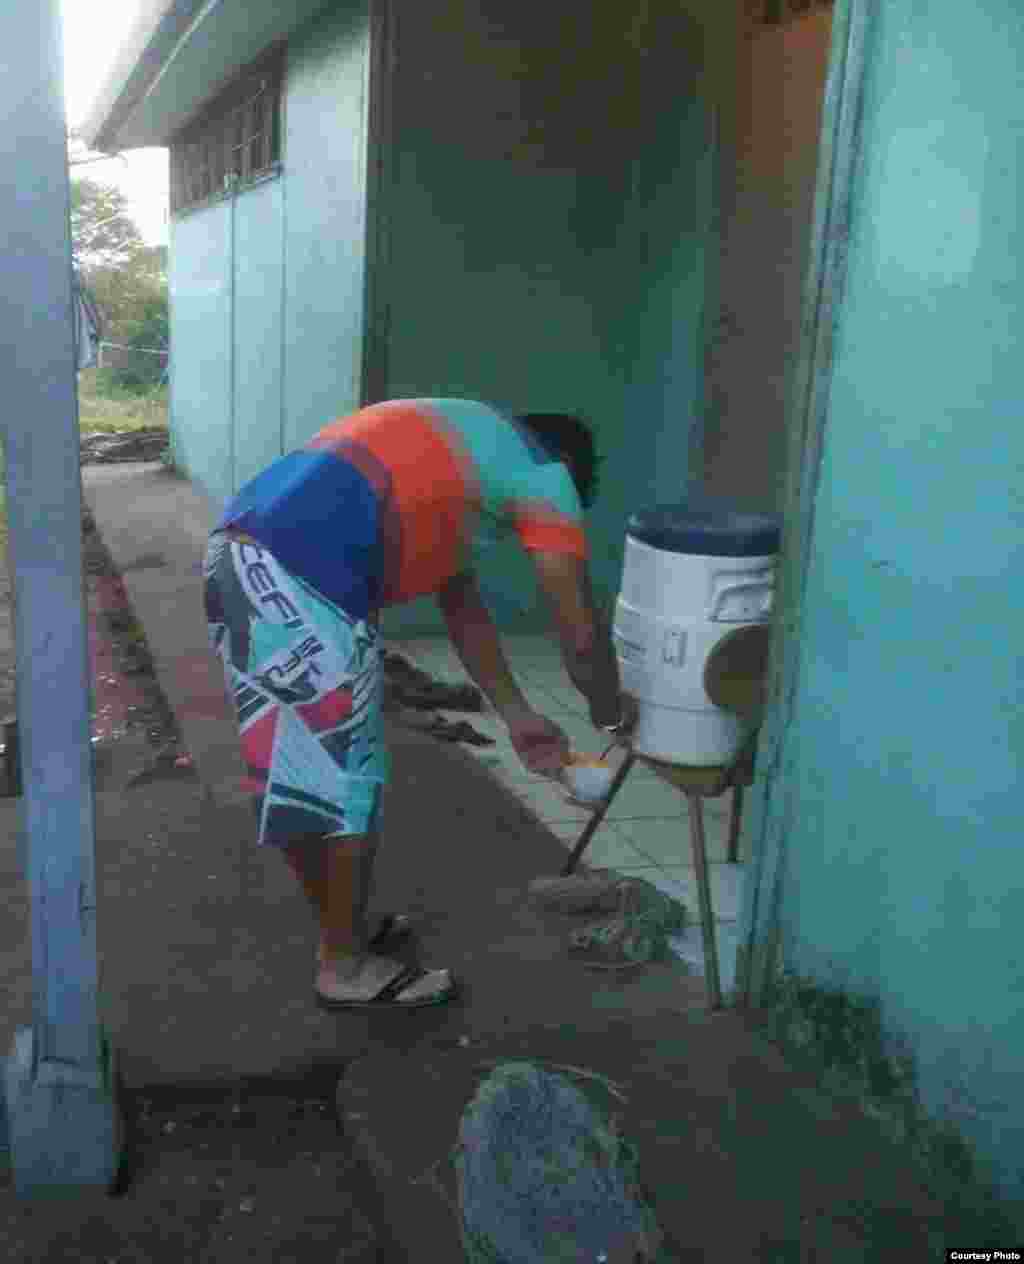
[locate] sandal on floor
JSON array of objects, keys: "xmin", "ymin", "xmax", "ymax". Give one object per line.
[
  {"xmin": 423, "ymin": 716, "xmax": 495, "ymax": 746},
  {"xmin": 315, "ymin": 962, "xmax": 458, "ymax": 1011},
  {"xmin": 368, "ymin": 913, "xmax": 414, "ymax": 951}
]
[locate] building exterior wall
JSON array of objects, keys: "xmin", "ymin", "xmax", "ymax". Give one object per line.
[
  {"xmin": 281, "ymin": 0, "xmax": 372, "ymax": 450},
  {"xmin": 377, "ymin": 1, "xmax": 720, "ymax": 636},
  {"xmin": 168, "ymin": 202, "xmax": 233, "ymax": 504},
  {"xmin": 765, "ymin": 0, "xmax": 1024, "ymax": 1199},
  {"xmin": 167, "ymin": 0, "xmax": 727, "ymax": 637},
  {"xmin": 233, "ymin": 177, "xmax": 286, "ymax": 490},
  {"xmin": 168, "ymin": 0, "xmax": 371, "ymax": 509}
]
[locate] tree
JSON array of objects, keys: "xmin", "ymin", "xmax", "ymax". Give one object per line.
[
  {"xmin": 71, "ymin": 177, "xmax": 169, "ymax": 390},
  {"xmin": 70, "ymin": 178, "xmax": 147, "ymax": 271}
]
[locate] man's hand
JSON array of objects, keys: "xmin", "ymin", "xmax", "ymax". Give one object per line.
[
  {"xmin": 593, "ymin": 692, "xmax": 639, "ymax": 745},
  {"xmin": 530, "ymin": 552, "xmax": 624, "ymax": 724},
  {"xmin": 502, "ymin": 703, "xmax": 570, "ymax": 778}
]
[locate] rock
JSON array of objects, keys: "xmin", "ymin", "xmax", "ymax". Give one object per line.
[
  {"xmin": 454, "ymin": 1062, "xmax": 668, "ymax": 1263},
  {"xmin": 80, "ymin": 428, "xmax": 169, "ymax": 466}
]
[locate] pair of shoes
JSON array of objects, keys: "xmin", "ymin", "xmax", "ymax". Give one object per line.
[
  {"xmin": 423, "ymin": 716, "xmax": 495, "ymax": 746},
  {"xmin": 395, "ymin": 682, "xmax": 484, "ymax": 712},
  {"xmin": 381, "ymin": 651, "xmax": 435, "ymax": 689},
  {"xmin": 382, "ymin": 651, "xmax": 484, "ymax": 711},
  {"xmin": 315, "ymin": 962, "xmax": 459, "ymax": 1011}
]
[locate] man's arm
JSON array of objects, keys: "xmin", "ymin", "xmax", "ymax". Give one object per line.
[
  {"xmin": 436, "ymin": 570, "xmax": 528, "ymax": 718},
  {"xmin": 438, "ymin": 570, "xmax": 570, "ymax": 775},
  {"xmin": 529, "ymin": 551, "xmax": 623, "ymax": 728}
]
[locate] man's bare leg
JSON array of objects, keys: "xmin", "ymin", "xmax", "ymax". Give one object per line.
[
  {"xmin": 319, "ymin": 833, "xmax": 374, "ymax": 971},
  {"xmin": 282, "ymin": 833, "xmax": 379, "ymax": 966},
  {"xmin": 284, "ymin": 832, "xmax": 452, "ymax": 1004},
  {"xmin": 282, "ymin": 834, "xmax": 327, "ymax": 920}
]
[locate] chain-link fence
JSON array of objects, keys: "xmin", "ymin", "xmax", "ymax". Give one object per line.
[{"xmin": 97, "ymin": 341, "xmax": 169, "ymax": 389}]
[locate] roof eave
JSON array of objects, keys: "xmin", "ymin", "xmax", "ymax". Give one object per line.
[
  {"xmin": 81, "ymin": 0, "xmax": 332, "ymax": 153},
  {"xmin": 80, "ymin": 0, "xmax": 208, "ymax": 152}
]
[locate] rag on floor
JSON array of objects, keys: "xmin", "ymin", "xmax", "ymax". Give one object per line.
[{"xmin": 529, "ymin": 871, "xmax": 688, "ymax": 969}]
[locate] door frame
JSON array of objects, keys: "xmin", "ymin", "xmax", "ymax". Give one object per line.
[
  {"xmin": 736, "ymin": 0, "xmax": 876, "ymax": 1007},
  {"xmin": 360, "ymin": 0, "xmax": 394, "ymax": 406}
]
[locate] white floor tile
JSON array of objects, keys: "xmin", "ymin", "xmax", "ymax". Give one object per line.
[
  {"xmin": 614, "ymin": 862, "xmax": 745, "ymax": 922},
  {"xmin": 543, "ymin": 823, "xmax": 652, "ymax": 870},
  {"xmin": 508, "ymin": 660, "xmax": 564, "ymax": 684},
  {"xmin": 601, "ymin": 777, "xmax": 696, "ymax": 821},
  {"xmin": 616, "ymin": 815, "xmax": 735, "ymax": 866},
  {"xmin": 541, "ymin": 687, "xmax": 588, "ymax": 715},
  {"xmin": 518, "ymin": 781, "xmax": 597, "ymax": 823},
  {"xmin": 668, "ymin": 922, "xmax": 741, "ymax": 994},
  {"xmin": 517, "ymin": 684, "xmax": 561, "ymax": 713}
]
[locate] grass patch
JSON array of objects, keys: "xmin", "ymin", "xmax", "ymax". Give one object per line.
[
  {"xmin": 78, "ymin": 367, "xmax": 168, "ymax": 434},
  {"xmin": 764, "ymin": 969, "xmax": 1024, "ymax": 1245},
  {"xmin": 0, "ymin": 365, "xmax": 170, "ymax": 557}
]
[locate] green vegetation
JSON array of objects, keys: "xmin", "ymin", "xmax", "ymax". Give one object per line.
[
  {"xmin": 77, "ymin": 368, "xmax": 168, "ymax": 434},
  {"xmin": 72, "ymin": 176, "xmax": 169, "ymax": 394},
  {"xmin": 765, "ymin": 969, "xmax": 1023, "ymax": 1243}
]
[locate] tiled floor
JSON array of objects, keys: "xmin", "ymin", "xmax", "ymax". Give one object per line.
[{"xmin": 388, "ymin": 633, "xmax": 748, "ymax": 993}]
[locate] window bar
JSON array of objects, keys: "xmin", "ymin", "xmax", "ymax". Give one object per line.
[
  {"xmin": 232, "ymin": 103, "xmax": 245, "ymax": 186},
  {"xmin": 250, "ymin": 85, "xmax": 265, "ymax": 176},
  {"xmin": 242, "ymin": 96, "xmax": 255, "ymax": 183}
]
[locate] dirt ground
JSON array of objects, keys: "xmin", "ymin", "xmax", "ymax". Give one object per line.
[
  {"xmin": 1, "ymin": 1070, "xmax": 393, "ymax": 1262},
  {"xmin": 3, "ymin": 457, "xmax": 1021, "ymax": 1259},
  {"xmin": 0, "ymin": 476, "xmax": 397, "ymax": 1260}
]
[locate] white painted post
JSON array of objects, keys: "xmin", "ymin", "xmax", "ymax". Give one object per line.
[{"xmin": 0, "ymin": 1, "xmax": 122, "ymax": 1194}]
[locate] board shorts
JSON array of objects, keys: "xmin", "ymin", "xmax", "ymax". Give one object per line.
[{"xmin": 202, "ymin": 530, "xmax": 389, "ymax": 848}]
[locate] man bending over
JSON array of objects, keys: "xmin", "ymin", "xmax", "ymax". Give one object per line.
[{"xmin": 203, "ymin": 399, "xmax": 634, "ymax": 1011}]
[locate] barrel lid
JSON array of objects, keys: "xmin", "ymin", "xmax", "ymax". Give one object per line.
[{"xmin": 626, "ymin": 502, "xmax": 781, "ymax": 558}]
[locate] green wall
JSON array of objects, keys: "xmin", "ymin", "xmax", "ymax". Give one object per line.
[
  {"xmin": 377, "ymin": 1, "xmax": 714, "ymax": 637},
  {"xmin": 762, "ymin": 0, "xmax": 1024, "ymax": 1200},
  {"xmin": 168, "ymin": 0, "xmax": 721, "ymax": 639}
]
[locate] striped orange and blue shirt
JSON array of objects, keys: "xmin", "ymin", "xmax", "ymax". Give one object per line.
[{"xmin": 217, "ymin": 398, "xmax": 588, "ymax": 619}]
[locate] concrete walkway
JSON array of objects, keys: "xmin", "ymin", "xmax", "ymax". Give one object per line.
[{"xmin": 0, "ymin": 462, "xmax": 958, "ymax": 1258}]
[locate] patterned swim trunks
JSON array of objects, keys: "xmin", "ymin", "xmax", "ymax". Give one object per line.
[{"xmin": 203, "ymin": 531, "xmax": 389, "ymax": 847}]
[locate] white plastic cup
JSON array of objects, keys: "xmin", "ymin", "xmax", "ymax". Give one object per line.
[{"xmin": 562, "ymin": 756, "xmax": 614, "ymax": 805}]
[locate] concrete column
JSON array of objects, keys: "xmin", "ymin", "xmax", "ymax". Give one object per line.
[{"xmin": 0, "ymin": 0, "xmax": 122, "ymax": 1195}]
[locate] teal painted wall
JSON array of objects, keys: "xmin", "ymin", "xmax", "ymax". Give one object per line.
[
  {"xmin": 378, "ymin": 2, "xmax": 714, "ymax": 637},
  {"xmin": 233, "ymin": 177, "xmax": 285, "ymax": 490},
  {"xmin": 281, "ymin": 0, "xmax": 371, "ymax": 450},
  {"xmin": 169, "ymin": 203, "xmax": 233, "ymax": 504},
  {"xmin": 168, "ymin": 0, "xmax": 720, "ymax": 637},
  {"xmin": 168, "ymin": 1, "xmax": 371, "ymax": 508},
  {"xmin": 772, "ymin": 0, "xmax": 1024, "ymax": 1199},
  {"xmin": 169, "ymin": 182, "xmax": 286, "ymax": 508}
]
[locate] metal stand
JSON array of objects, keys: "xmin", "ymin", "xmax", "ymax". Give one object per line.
[
  {"xmin": 560, "ymin": 751, "xmax": 638, "ymax": 877},
  {"xmin": 561, "ymin": 740, "xmax": 757, "ymax": 1010}
]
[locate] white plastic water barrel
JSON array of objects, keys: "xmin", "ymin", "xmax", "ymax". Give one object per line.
[{"xmin": 613, "ymin": 505, "xmax": 781, "ymax": 767}]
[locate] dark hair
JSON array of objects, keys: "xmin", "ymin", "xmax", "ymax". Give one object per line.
[{"xmin": 516, "ymin": 413, "xmax": 600, "ymax": 510}]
